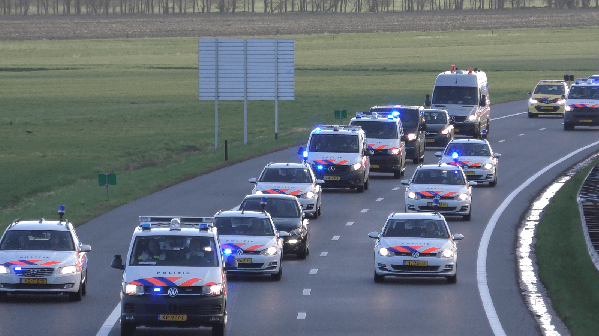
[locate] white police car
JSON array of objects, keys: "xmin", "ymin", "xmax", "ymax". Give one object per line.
[
  {"xmin": 435, "ymin": 139, "xmax": 500, "ymax": 187},
  {"xmin": 249, "ymin": 162, "xmax": 323, "ymax": 218},
  {"xmin": 402, "ymin": 163, "xmax": 476, "ymax": 221},
  {"xmin": 111, "ymin": 216, "xmax": 227, "ymax": 336},
  {"xmin": 564, "ymin": 77, "xmax": 599, "ymax": 130},
  {"xmin": 368, "ymin": 212, "xmax": 464, "ymax": 283},
  {"xmin": 0, "ymin": 205, "xmax": 91, "ymax": 301},
  {"xmin": 213, "ymin": 210, "xmax": 285, "ymax": 280}
]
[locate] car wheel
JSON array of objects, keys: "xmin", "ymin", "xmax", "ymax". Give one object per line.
[
  {"xmin": 564, "ymin": 123, "xmax": 574, "ymax": 131},
  {"xmin": 297, "ymin": 240, "xmax": 308, "ymax": 260},
  {"xmin": 374, "ymin": 271, "xmax": 385, "ymax": 283},
  {"xmin": 528, "ymin": 112, "xmax": 537, "ymax": 118},
  {"xmin": 463, "ymin": 208, "xmax": 472, "ymax": 221},
  {"xmin": 120, "ymin": 320, "xmax": 136, "ymax": 336},
  {"xmin": 212, "ymin": 321, "xmax": 226, "ymax": 336},
  {"xmin": 393, "ymin": 170, "xmax": 402, "ymax": 179},
  {"xmin": 271, "ymin": 263, "xmax": 282, "ymax": 281},
  {"xmin": 489, "ymin": 171, "xmax": 497, "ymax": 187},
  {"xmin": 0, "ymin": 292, "xmax": 6, "ymax": 301},
  {"xmin": 313, "ymin": 204, "xmax": 320, "ymax": 219},
  {"xmin": 364, "ymin": 178, "xmax": 369, "ymax": 191},
  {"xmin": 69, "ymin": 279, "xmax": 84, "ymax": 302},
  {"xmin": 447, "ymin": 272, "xmax": 457, "ymax": 284}
]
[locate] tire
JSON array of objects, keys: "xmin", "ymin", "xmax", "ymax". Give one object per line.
[
  {"xmin": 393, "ymin": 170, "xmax": 402, "ymax": 179},
  {"xmin": 447, "ymin": 273, "xmax": 457, "ymax": 284},
  {"xmin": 271, "ymin": 262, "xmax": 282, "ymax": 280},
  {"xmin": 489, "ymin": 171, "xmax": 497, "ymax": 187},
  {"xmin": 364, "ymin": 178, "xmax": 369, "ymax": 191},
  {"xmin": 564, "ymin": 123, "xmax": 574, "ymax": 131},
  {"xmin": 297, "ymin": 239, "xmax": 308, "ymax": 260},
  {"xmin": 0, "ymin": 292, "xmax": 7, "ymax": 301},
  {"xmin": 81, "ymin": 271, "xmax": 87, "ymax": 296},
  {"xmin": 463, "ymin": 208, "xmax": 472, "ymax": 221},
  {"xmin": 312, "ymin": 204, "xmax": 320, "ymax": 219},
  {"xmin": 357, "ymin": 179, "xmax": 365, "ymax": 193},
  {"xmin": 374, "ymin": 271, "xmax": 385, "ymax": 283},
  {"xmin": 120, "ymin": 320, "xmax": 136, "ymax": 336},
  {"xmin": 528, "ymin": 112, "xmax": 537, "ymax": 118},
  {"xmin": 69, "ymin": 279, "xmax": 83, "ymax": 302},
  {"xmin": 212, "ymin": 322, "xmax": 225, "ymax": 336}
]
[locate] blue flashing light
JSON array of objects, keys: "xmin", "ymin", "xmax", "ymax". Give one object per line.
[
  {"xmin": 356, "ymin": 114, "xmax": 362, "ymax": 118},
  {"xmin": 452, "ymin": 152, "xmax": 459, "ymax": 160},
  {"xmin": 387, "ymin": 114, "xmax": 394, "ymax": 120},
  {"xmin": 14, "ymin": 266, "xmax": 22, "ymax": 271},
  {"xmin": 391, "ymin": 110, "xmax": 400, "ymax": 117},
  {"xmin": 58, "ymin": 204, "xmax": 65, "ymax": 214},
  {"xmin": 314, "ymin": 127, "xmax": 321, "ymax": 133},
  {"xmin": 199, "ymin": 223, "xmax": 208, "ymax": 230},
  {"xmin": 302, "ymin": 150, "xmax": 308, "ymax": 158},
  {"xmin": 317, "ymin": 165, "xmax": 324, "ymax": 171},
  {"xmin": 224, "ymin": 248, "xmax": 233, "ymax": 255},
  {"xmin": 433, "ymin": 197, "xmax": 440, "ymax": 206},
  {"xmin": 141, "ymin": 223, "xmax": 151, "ymax": 230},
  {"xmin": 153, "ymin": 287, "xmax": 162, "ymax": 293}
]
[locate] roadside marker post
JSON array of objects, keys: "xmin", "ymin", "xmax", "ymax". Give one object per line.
[{"xmin": 98, "ymin": 173, "xmax": 116, "ymax": 199}]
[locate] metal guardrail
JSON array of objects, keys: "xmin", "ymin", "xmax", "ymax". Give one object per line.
[{"xmin": 578, "ymin": 163, "xmax": 599, "ymax": 272}]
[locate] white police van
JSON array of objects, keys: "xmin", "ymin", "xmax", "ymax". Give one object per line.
[
  {"xmin": 301, "ymin": 125, "xmax": 371, "ymax": 192},
  {"xmin": 111, "ymin": 216, "xmax": 227, "ymax": 336},
  {"xmin": 349, "ymin": 111, "xmax": 406, "ymax": 178},
  {"xmin": 564, "ymin": 77, "xmax": 599, "ymax": 130},
  {"xmin": 0, "ymin": 205, "xmax": 91, "ymax": 302},
  {"xmin": 425, "ymin": 65, "xmax": 490, "ymax": 139}
]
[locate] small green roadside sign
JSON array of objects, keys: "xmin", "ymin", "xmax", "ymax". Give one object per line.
[
  {"xmin": 334, "ymin": 110, "xmax": 347, "ymax": 119},
  {"xmin": 99, "ymin": 173, "xmax": 116, "ymax": 199}
]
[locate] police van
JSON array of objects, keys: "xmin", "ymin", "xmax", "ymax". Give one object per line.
[
  {"xmin": 111, "ymin": 216, "xmax": 227, "ymax": 336},
  {"xmin": 301, "ymin": 125, "xmax": 371, "ymax": 192},
  {"xmin": 425, "ymin": 65, "xmax": 490, "ymax": 139},
  {"xmin": 564, "ymin": 77, "xmax": 599, "ymax": 130},
  {"xmin": 349, "ymin": 111, "xmax": 406, "ymax": 178}
]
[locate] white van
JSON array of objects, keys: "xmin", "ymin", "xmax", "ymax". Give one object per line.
[{"xmin": 425, "ymin": 66, "xmax": 490, "ymax": 139}]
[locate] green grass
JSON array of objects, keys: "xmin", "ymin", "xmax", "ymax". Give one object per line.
[
  {"xmin": 1, "ymin": 27, "xmax": 599, "ymax": 229},
  {"xmin": 536, "ymin": 159, "xmax": 599, "ymax": 335}
]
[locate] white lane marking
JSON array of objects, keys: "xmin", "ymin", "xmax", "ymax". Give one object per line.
[
  {"xmin": 303, "ymin": 289, "xmax": 311, "ymax": 296},
  {"xmin": 477, "ymin": 140, "xmax": 599, "ymax": 336},
  {"xmin": 309, "ymin": 269, "xmax": 318, "ymax": 274},
  {"xmin": 491, "ymin": 112, "xmax": 526, "ymax": 121},
  {"xmin": 361, "ymin": 209, "xmax": 369, "ymax": 213},
  {"xmin": 346, "ymin": 222, "xmax": 354, "ymax": 226},
  {"xmin": 297, "ymin": 312, "xmax": 307, "ymax": 319},
  {"xmin": 376, "ymin": 198, "xmax": 384, "ymax": 202},
  {"xmin": 95, "ymin": 302, "xmax": 121, "ymax": 336},
  {"xmin": 392, "ymin": 187, "xmax": 400, "ymax": 190},
  {"xmin": 519, "ymin": 134, "xmax": 525, "ymax": 136},
  {"xmin": 539, "ymin": 128, "xmax": 546, "ymax": 131},
  {"xmin": 332, "ymin": 236, "xmax": 340, "ymax": 240},
  {"xmin": 320, "ymin": 252, "xmax": 328, "ymax": 257},
  {"xmin": 498, "ymin": 140, "xmax": 505, "ymax": 143}
]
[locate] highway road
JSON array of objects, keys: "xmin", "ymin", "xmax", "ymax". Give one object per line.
[{"xmin": 1, "ymin": 100, "xmax": 598, "ymax": 336}]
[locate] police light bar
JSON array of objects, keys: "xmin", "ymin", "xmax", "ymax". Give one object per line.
[
  {"xmin": 138, "ymin": 216, "xmax": 214, "ymax": 228},
  {"xmin": 313, "ymin": 125, "xmax": 363, "ymax": 132}
]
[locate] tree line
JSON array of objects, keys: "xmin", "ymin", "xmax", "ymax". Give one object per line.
[{"xmin": 2, "ymin": 0, "xmax": 597, "ymax": 15}]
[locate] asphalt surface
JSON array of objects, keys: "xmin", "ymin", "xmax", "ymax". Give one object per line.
[{"xmin": 1, "ymin": 99, "xmax": 598, "ymax": 336}]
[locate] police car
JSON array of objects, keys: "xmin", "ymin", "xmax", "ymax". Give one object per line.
[
  {"xmin": 564, "ymin": 77, "xmax": 599, "ymax": 130},
  {"xmin": 368, "ymin": 212, "xmax": 464, "ymax": 283},
  {"xmin": 110, "ymin": 216, "xmax": 227, "ymax": 336},
  {"xmin": 349, "ymin": 111, "xmax": 406, "ymax": 178},
  {"xmin": 302, "ymin": 125, "xmax": 371, "ymax": 192},
  {"xmin": 369, "ymin": 105, "xmax": 426, "ymax": 163},
  {"xmin": 527, "ymin": 80, "xmax": 568, "ymax": 118},
  {"xmin": 402, "ymin": 163, "xmax": 476, "ymax": 221},
  {"xmin": 249, "ymin": 162, "xmax": 323, "ymax": 218},
  {"xmin": 0, "ymin": 205, "xmax": 91, "ymax": 301},
  {"xmin": 435, "ymin": 139, "xmax": 500, "ymax": 187},
  {"xmin": 213, "ymin": 210, "xmax": 285, "ymax": 280}
]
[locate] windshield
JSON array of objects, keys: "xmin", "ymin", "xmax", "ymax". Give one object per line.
[
  {"xmin": 214, "ymin": 216, "xmax": 275, "ymax": 236},
  {"xmin": 444, "ymin": 142, "xmax": 490, "ymax": 156},
  {"xmin": 534, "ymin": 84, "xmax": 565, "ymax": 95},
  {"xmin": 413, "ymin": 168, "xmax": 465, "ymax": 185},
  {"xmin": 128, "ymin": 235, "xmax": 218, "ymax": 267},
  {"xmin": 382, "ymin": 219, "xmax": 448, "ymax": 238},
  {"xmin": 350, "ymin": 120, "xmax": 398, "ymax": 139},
  {"xmin": 240, "ymin": 198, "xmax": 300, "ymax": 218},
  {"xmin": 432, "ymin": 86, "xmax": 478, "ymax": 105},
  {"xmin": 0, "ymin": 230, "xmax": 75, "ymax": 251},
  {"xmin": 308, "ymin": 134, "xmax": 359, "ymax": 153},
  {"xmin": 259, "ymin": 168, "xmax": 312, "ymax": 183},
  {"xmin": 424, "ymin": 111, "xmax": 448, "ymax": 125},
  {"xmin": 568, "ymin": 86, "xmax": 599, "ymax": 100}
]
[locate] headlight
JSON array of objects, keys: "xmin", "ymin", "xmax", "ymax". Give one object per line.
[
  {"xmin": 203, "ymin": 284, "xmax": 223, "ymax": 296},
  {"xmin": 468, "ymin": 114, "xmax": 477, "ymax": 122},
  {"xmin": 557, "ymin": 99, "xmax": 566, "ymax": 105},
  {"xmin": 565, "ymin": 105, "xmax": 572, "ymax": 112},
  {"xmin": 287, "ymin": 239, "xmax": 299, "ymax": 245},
  {"xmin": 378, "ymin": 247, "xmax": 391, "ymax": 256},
  {"xmin": 483, "ymin": 162, "xmax": 493, "ymax": 170},
  {"xmin": 408, "ymin": 191, "xmax": 417, "ymax": 199},
  {"xmin": 440, "ymin": 248, "xmax": 454, "ymax": 258},
  {"xmin": 125, "ymin": 284, "xmax": 144, "ymax": 296},
  {"xmin": 528, "ymin": 98, "xmax": 538, "ymax": 105},
  {"xmin": 406, "ymin": 133, "xmax": 417, "ymax": 141},
  {"xmin": 389, "ymin": 148, "xmax": 400, "ymax": 155},
  {"xmin": 352, "ymin": 162, "xmax": 362, "ymax": 171},
  {"xmin": 303, "ymin": 191, "xmax": 315, "ymax": 199},
  {"xmin": 457, "ymin": 193, "xmax": 469, "ymax": 201},
  {"xmin": 57, "ymin": 265, "xmax": 78, "ymax": 275},
  {"xmin": 0, "ymin": 265, "xmax": 9, "ymax": 274},
  {"xmin": 441, "ymin": 127, "xmax": 451, "ymax": 135},
  {"xmin": 262, "ymin": 246, "xmax": 278, "ymax": 256}
]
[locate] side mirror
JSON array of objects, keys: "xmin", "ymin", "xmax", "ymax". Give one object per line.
[
  {"xmin": 279, "ymin": 231, "xmax": 290, "ymax": 238},
  {"xmin": 248, "ymin": 178, "xmax": 257, "ymax": 183},
  {"xmin": 561, "ymin": 94, "xmax": 566, "ymax": 99},
  {"xmin": 435, "ymin": 151, "xmax": 443, "ymax": 157},
  {"xmin": 368, "ymin": 231, "xmax": 380, "ymax": 239},
  {"xmin": 366, "ymin": 149, "xmax": 374, "ymax": 156},
  {"xmin": 111, "ymin": 255, "xmax": 125, "ymax": 270},
  {"xmin": 425, "ymin": 94, "xmax": 431, "ymax": 107},
  {"xmin": 493, "ymin": 153, "xmax": 501, "ymax": 158},
  {"xmin": 80, "ymin": 244, "xmax": 92, "ymax": 253},
  {"xmin": 420, "ymin": 123, "xmax": 427, "ymax": 131},
  {"xmin": 453, "ymin": 233, "xmax": 464, "ymax": 241},
  {"xmin": 527, "ymin": 92, "xmax": 532, "ymax": 96},
  {"xmin": 479, "ymin": 95, "xmax": 487, "ymax": 107},
  {"xmin": 315, "ymin": 179, "xmax": 325, "ymax": 184},
  {"xmin": 401, "ymin": 179, "xmax": 410, "ymax": 185},
  {"xmin": 468, "ymin": 181, "xmax": 478, "ymax": 186}
]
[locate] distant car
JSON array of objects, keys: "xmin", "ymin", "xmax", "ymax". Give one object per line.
[
  {"xmin": 527, "ymin": 80, "xmax": 568, "ymax": 118},
  {"xmin": 564, "ymin": 78, "xmax": 599, "ymax": 130},
  {"xmin": 423, "ymin": 109, "xmax": 454, "ymax": 147},
  {"xmin": 368, "ymin": 212, "xmax": 464, "ymax": 283},
  {"xmin": 436, "ymin": 139, "xmax": 500, "ymax": 187},
  {"xmin": 249, "ymin": 162, "xmax": 323, "ymax": 218},
  {"xmin": 238, "ymin": 194, "xmax": 309, "ymax": 259},
  {"xmin": 402, "ymin": 163, "xmax": 476, "ymax": 221},
  {"xmin": 0, "ymin": 206, "xmax": 91, "ymax": 301}
]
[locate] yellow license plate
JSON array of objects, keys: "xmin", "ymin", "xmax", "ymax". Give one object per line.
[
  {"xmin": 454, "ymin": 128, "xmax": 459, "ymax": 132},
  {"xmin": 464, "ymin": 171, "xmax": 475, "ymax": 175},
  {"xmin": 236, "ymin": 258, "xmax": 252, "ymax": 263},
  {"xmin": 426, "ymin": 138, "xmax": 435, "ymax": 142},
  {"xmin": 21, "ymin": 278, "xmax": 47, "ymax": 284},
  {"xmin": 427, "ymin": 202, "xmax": 448, "ymax": 207},
  {"xmin": 370, "ymin": 164, "xmax": 379, "ymax": 168},
  {"xmin": 541, "ymin": 106, "xmax": 553, "ymax": 110},
  {"xmin": 159, "ymin": 314, "xmax": 187, "ymax": 321},
  {"xmin": 404, "ymin": 260, "xmax": 428, "ymax": 266},
  {"xmin": 581, "ymin": 119, "xmax": 593, "ymax": 123},
  {"xmin": 324, "ymin": 176, "xmax": 340, "ymax": 180}
]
